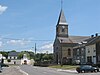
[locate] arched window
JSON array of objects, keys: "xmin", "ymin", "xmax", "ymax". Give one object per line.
[{"xmin": 68, "ymin": 49, "xmax": 71, "ymax": 56}]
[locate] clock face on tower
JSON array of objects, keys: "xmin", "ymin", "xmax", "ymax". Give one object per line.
[
  {"xmin": 62, "ymin": 26, "xmax": 65, "ymax": 32},
  {"xmin": 62, "ymin": 26, "xmax": 65, "ymax": 29}
]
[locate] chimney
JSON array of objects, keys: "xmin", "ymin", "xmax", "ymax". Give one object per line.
[
  {"xmin": 95, "ymin": 33, "xmax": 98, "ymax": 37},
  {"xmin": 91, "ymin": 35, "xmax": 94, "ymax": 38}
]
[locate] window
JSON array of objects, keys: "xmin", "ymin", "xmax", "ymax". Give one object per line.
[
  {"xmin": 77, "ymin": 57, "xmax": 79, "ymax": 59},
  {"xmin": 14, "ymin": 57, "xmax": 16, "ymax": 59},
  {"xmin": 10, "ymin": 57, "xmax": 11, "ymax": 59},
  {"xmin": 81, "ymin": 48, "xmax": 84, "ymax": 54},
  {"xmin": 87, "ymin": 56, "xmax": 92, "ymax": 63},
  {"xmin": 62, "ymin": 28, "xmax": 65, "ymax": 32},
  {"xmin": 77, "ymin": 49, "xmax": 79, "ymax": 55},
  {"xmin": 88, "ymin": 50, "xmax": 90, "ymax": 53},
  {"xmin": 94, "ymin": 50, "xmax": 96, "ymax": 52},
  {"xmin": 56, "ymin": 47, "xmax": 58, "ymax": 50},
  {"xmin": 81, "ymin": 48, "xmax": 84, "ymax": 51},
  {"xmin": 81, "ymin": 56, "xmax": 84, "ymax": 59},
  {"xmin": 68, "ymin": 49, "xmax": 71, "ymax": 56}
]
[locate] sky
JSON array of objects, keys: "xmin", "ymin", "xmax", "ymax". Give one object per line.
[{"xmin": 0, "ymin": 0, "xmax": 100, "ymax": 53}]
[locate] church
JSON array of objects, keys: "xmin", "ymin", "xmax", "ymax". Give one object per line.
[{"xmin": 53, "ymin": 9, "xmax": 89, "ymax": 65}]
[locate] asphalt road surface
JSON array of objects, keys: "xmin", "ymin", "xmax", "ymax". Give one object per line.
[
  {"xmin": 20, "ymin": 65, "xmax": 100, "ymax": 75},
  {"xmin": 0, "ymin": 66, "xmax": 25, "ymax": 75}
]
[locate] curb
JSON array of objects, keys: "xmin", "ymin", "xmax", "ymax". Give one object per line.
[{"xmin": 57, "ymin": 69, "xmax": 77, "ymax": 73}]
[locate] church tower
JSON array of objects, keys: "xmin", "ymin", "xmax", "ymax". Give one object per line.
[{"xmin": 56, "ymin": 9, "xmax": 68, "ymax": 37}]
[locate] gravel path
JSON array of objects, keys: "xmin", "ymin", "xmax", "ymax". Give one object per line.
[{"xmin": 0, "ymin": 66, "xmax": 26, "ymax": 75}]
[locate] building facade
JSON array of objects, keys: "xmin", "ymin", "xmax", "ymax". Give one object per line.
[
  {"xmin": 53, "ymin": 9, "xmax": 89, "ymax": 65},
  {"xmin": 73, "ymin": 44, "xmax": 86, "ymax": 64},
  {"xmin": 86, "ymin": 36, "xmax": 100, "ymax": 64}
]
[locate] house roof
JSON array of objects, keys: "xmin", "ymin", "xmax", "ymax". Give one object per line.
[
  {"xmin": 57, "ymin": 36, "xmax": 90, "ymax": 44},
  {"xmin": 72, "ymin": 36, "xmax": 100, "ymax": 48},
  {"xmin": 86, "ymin": 36, "xmax": 100, "ymax": 45},
  {"xmin": 8, "ymin": 52, "xmax": 20, "ymax": 57},
  {"xmin": 57, "ymin": 9, "xmax": 68, "ymax": 26}
]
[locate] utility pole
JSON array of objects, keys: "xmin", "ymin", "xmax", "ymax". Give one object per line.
[
  {"xmin": 35, "ymin": 43, "xmax": 36, "ymax": 54},
  {"xmin": 34, "ymin": 43, "xmax": 37, "ymax": 62}
]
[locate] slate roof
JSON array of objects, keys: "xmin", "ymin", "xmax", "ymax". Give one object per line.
[
  {"xmin": 57, "ymin": 9, "xmax": 68, "ymax": 25},
  {"xmin": 8, "ymin": 52, "xmax": 20, "ymax": 57},
  {"xmin": 86, "ymin": 36, "xmax": 100, "ymax": 45},
  {"xmin": 58, "ymin": 36, "xmax": 90, "ymax": 44}
]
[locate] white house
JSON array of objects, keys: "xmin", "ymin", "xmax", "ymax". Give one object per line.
[
  {"xmin": 86, "ymin": 44, "xmax": 96, "ymax": 64},
  {"xmin": 21, "ymin": 54, "xmax": 34, "ymax": 65}
]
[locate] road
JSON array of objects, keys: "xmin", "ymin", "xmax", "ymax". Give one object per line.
[
  {"xmin": 20, "ymin": 65, "xmax": 100, "ymax": 75},
  {"xmin": 0, "ymin": 66, "xmax": 25, "ymax": 75}
]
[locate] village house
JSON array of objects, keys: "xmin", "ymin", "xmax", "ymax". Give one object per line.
[
  {"xmin": 4, "ymin": 51, "xmax": 34, "ymax": 65},
  {"xmin": 72, "ymin": 34, "xmax": 100, "ymax": 65},
  {"xmin": 86, "ymin": 35, "xmax": 100, "ymax": 64},
  {"xmin": 6, "ymin": 52, "xmax": 21, "ymax": 64}
]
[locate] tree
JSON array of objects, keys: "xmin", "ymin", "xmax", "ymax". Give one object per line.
[
  {"xmin": 0, "ymin": 51, "xmax": 8, "ymax": 59},
  {"xmin": 18, "ymin": 51, "xmax": 30, "ymax": 59},
  {"xmin": 42, "ymin": 54, "xmax": 49, "ymax": 61},
  {"xmin": 28, "ymin": 52, "xmax": 35, "ymax": 59},
  {"xmin": 10, "ymin": 50, "xmax": 16, "ymax": 52}
]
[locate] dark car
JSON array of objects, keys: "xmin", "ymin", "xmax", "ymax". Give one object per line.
[
  {"xmin": 0, "ymin": 63, "xmax": 9, "ymax": 67},
  {"xmin": 76, "ymin": 65, "xmax": 99, "ymax": 73},
  {"xmin": 0, "ymin": 65, "xmax": 2, "ymax": 73}
]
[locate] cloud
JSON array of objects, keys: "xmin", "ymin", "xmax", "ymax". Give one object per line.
[
  {"xmin": 7, "ymin": 39, "xmax": 31, "ymax": 46},
  {"xmin": 39, "ymin": 43, "xmax": 53, "ymax": 53},
  {"xmin": 41, "ymin": 43, "xmax": 53, "ymax": 49},
  {"xmin": 0, "ymin": 5, "xmax": 8, "ymax": 14}
]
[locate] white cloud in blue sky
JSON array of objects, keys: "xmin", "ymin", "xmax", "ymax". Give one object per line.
[
  {"xmin": 7, "ymin": 39, "xmax": 31, "ymax": 46},
  {"xmin": 0, "ymin": 5, "xmax": 7, "ymax": 14},
  {"xmin": 39, "ymin": 43, "xmax": 53, "ymax": 53}
]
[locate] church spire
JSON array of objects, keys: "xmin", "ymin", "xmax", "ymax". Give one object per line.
[
  {"xmin": 57, "ymin": 9, "xmax": 68, "ymax": 25},
  {"xmin": 56, "ymin": 0, "xmax": 68, "ymax": 26},
  {"xmin": 56, "ymin": 0, "xmax": 69, "ymax": 37}
]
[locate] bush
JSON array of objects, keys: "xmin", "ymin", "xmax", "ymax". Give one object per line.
[{"xmin": 7, "ymin": 59, "xmax": 11, "ymax": 62}]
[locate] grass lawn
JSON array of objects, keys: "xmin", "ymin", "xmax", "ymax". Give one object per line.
[{"xmin": 49, "ymin": 65, "xmax": 79, "ymax": 70}]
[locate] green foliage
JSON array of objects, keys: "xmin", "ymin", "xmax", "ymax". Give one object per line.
[
  {"xmin": 0, "ymin": 51, "xmax": 8, "ymax": 58},
  {"xmin": 18, "ymin": 51, "xmax": 30, "ymax": 59},
  {"xmin": 28, "ymin": 52, "xmax": 34, "ymax": 59},
  {"xmin": 35, "ymin": 53, "xmax": 53, "ymax": 63},
  {"xmin": 10, "ymin": 50, "xmax": 16, "ymax": 52},
  {"xmin": 7, "ymin": 59, "xmax": 11, "ymax": 62},
  {"xmin": 42, "ymin": 54, "xmax": 49, "ymax": 61}
]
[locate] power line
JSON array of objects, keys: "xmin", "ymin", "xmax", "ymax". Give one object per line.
[{"xmin": 1, "ymin": 37, "xmax": 53, "ymax": 42}]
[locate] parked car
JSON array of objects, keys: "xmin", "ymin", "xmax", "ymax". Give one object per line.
[
  {"xmin": 0, "ymin": 65, "xmax": 2, "ymax": 73},
  {"xmin": 76, "ymin": 65, "xmax": 99, "ymax": 73},
  {"xmin": 0, "ymin": 63, "xmax": 9, "ymax": 67}
]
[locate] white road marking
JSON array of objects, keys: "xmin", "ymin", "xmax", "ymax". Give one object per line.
[{"xmin": 18, "ymin": 66, "xmax": 29, "ymax": 75}]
